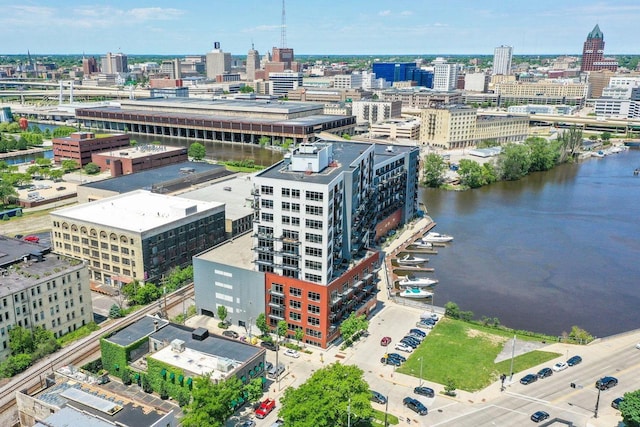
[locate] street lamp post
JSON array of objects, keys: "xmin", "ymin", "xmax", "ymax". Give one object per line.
[
  {"xmin": 594, "ymin": 387, "xmax": 601, "ymax": 418},
  {"xmin": 384, "ymin": 396, "xmax": 389, "ymax": 427},
  {"xmin": 508, "ymin": 335, "xmax": 516, "ymax": 381}
]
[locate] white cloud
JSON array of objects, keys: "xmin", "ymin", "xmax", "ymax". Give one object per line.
[
  {"xmin": 400, "ymin": 10, "xmax": 413, "ymax": 16},
  {"xmin": 378, "ymin": 10, "xmax": 392, "ymax": 16},
  {"xmin": 241, "ymin": 24, "xmax": 283, "ymax": 33}
]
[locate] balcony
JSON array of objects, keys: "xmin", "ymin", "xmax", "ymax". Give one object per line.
[
  {"xmin": 269, "ymin": 288, "xmax": 284, "ymax": 297},
  {"xmin": 268, "ymin": 313, "xmax": 284, "ymax": 321}
]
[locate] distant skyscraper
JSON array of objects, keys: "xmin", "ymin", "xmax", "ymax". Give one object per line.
[
  {"xmin": 101, "ymin": 52, "xmax": 128, "ymax": 74},
  {"xmin": 493, "ymin": 45, "xmax": 513, "ymax": 75},
  {"xmin": 432, "ymin": 58, "xmax": 458, "ymax": 91},
  {"xmin": 581, "ymin": 25, "xmax": 618, "ymax": 72},
  {"xmin": 206, "ymin": 42, "xmax": 232, "ymax": 80},
  {"xmin": 246, "ymin": 44, "xmax": 260, "ymax": 81},
  {"xmin": 82, "ymin": 56, "xmax": 98, "ymax": 75},
  {"xmin": 272, "ymin": 47, "xmax": 296, "ymax": 71},
  {"xmin": 372, "ymin": 63, "xmax": 416, "ymax": 84},
  {"xmin": 160, "ymin": 58, "xmax": 182, "ymax": 79}
]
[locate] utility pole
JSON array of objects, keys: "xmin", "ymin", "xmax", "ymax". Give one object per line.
[
  {"xmin": 594, "ymin": 387, "xmax": 601, "ymax": 418},
  {"xmin": 384, "ymin": 396, "xmax": 389, "ymax": 427},
  {"xmin": 508, "ymin": 334, "xmax": 516, "ymax": 381}
]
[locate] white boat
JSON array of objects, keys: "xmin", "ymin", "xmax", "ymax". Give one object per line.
[
  {"xmin": 399, "ymin": 287, "xmax": 433, "ymax": 299},
  {"xmin": 592, "ymin": 150, "xmax": 605, "ymax": 158},
  {"xmin": 422, "ymin": 232, "xmax": 454, "ymax": 243},
  {"xmin": 411, "ymin": 238, "xmax": 433, "ymax": 249},
  {"xmin": 398, "ymin": 275, "xmax": 438, "ymax": 287},
  {"xmin": 397, "ymin": 254, "xmax": 428, "ymax": 265}
]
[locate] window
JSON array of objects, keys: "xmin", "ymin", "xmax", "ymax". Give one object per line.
[
  {"xmin": 306, "ymin": 205, "xmax": 323, "ymax": 216},
  {"xmin": 261, "ymin": 212, "xmax": 273, "ymax": 223},
  {"xmin": 308, "ymin": 292, "xmax": 321, "ymax": 302},
  {"xmin": 306, "ymin": 191, "xmax": 323, "ymax": 201},
  {"xmin": 282, "ymin": 216, "xmax": 290, "ymax": 225},
  {"xmin": 305, "ymin": 273, "xmax": 322, "ymax": 283},
  {"xmin": 261, "ymin": 199, "xmax": 274, "ymax": 209},
  {"xmin": 307, "ymin": 316, "xmax": 320, "ymax": 326},
  {"xmin": 291, "ymin": 189, "xmax": 300, "ymax": 198},
  {"xmin": 111, "ymin": 244, "xmax": 119, "ymax": 252},
  {"xmin": 305, "ymin": 260, "xmax": 322, "ymax": 271},
  {"xmin": 282, "ymin": 188, "xmax": 290, "ymax": 197},
  {"xmin": 305, "ymin": 219, "xmax": 323, "ymax": 230},
  {"xmin": 289, "ymin": 300, "xmax": 301, "ymax": 310},
  {"xmin": 260, "ymin": 185, "xmax": 273, "ymax": 195},
  {"xmin": 291, "ymin": 203, "xmax": 300, "ymax": 213},
  {"xmin": 305, "ymin": 247, "xmax": 323, "ymax": 257},
  {"xmin": 282, "ymin": 230, "xmax": 299, "ymax": 240},
  {"xmin": 290, "ymin": 313, "xmax": 301, "ymax": 321},
  {"xmin": 290, "ymin": 287, "xmax": 302, "ymax": 297},
  {"xmin": 282, "ymin": 202, "xmax": 290, "ymax": 211},
  {"xmin": 291, "ymin": 217, "xmax": 300, "ymax": 226}
]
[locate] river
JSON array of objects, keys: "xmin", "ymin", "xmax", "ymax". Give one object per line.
[{"xmin": 421, "ymin": 150, "xmax": 640, "ymax": 338}]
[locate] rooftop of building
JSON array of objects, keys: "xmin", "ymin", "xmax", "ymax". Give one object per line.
[
  {"xmin": 79, "ymin": 104, "xmax": 347, "ymax": 128},
  {"xmin": 31, "ymin": 374, "xmax": 170, "ymax": 427},
  {"xmin": 81, "ymin": 160, "xmax": 230, "ymax": 194},
  {"xmin": 53, "ymin": 131, "xmax": 127, "ymax": 141},
  {"xmin": 106, "ymin": 315, "xmax": 170, "ymax": 346},
  {"xmin": 195, "ymin": 231, "xmax": 254, "ymax": 269},
  {"xmin": 177, "ymin": 175, "xmax": 254, "ymax": 221},
  {"xmin": 0, "ymin": 241, "xmax": 84, "ymax": 298},
  {"xmin": 257, "ymin": 139, "xmax": 416, "ymax": 185},
  {"xmin": 92, "ymin": 144, "xmax": 186, "ymax": 159},
  {"xmin": 118, "ymin": 97, "xmax": 321, "ymax": 115},
  {"xmin": 51, "ymin": 190, "xmax": 224, "ymax": 233},
  {"xmin": 476, "ymin": 113, "xmax": 528, "ymax": 121}
]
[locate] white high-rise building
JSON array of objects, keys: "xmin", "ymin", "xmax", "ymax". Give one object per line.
[
  {"xmin": 493, "ymin": 45, "xmax": 513, "ymax": 75},
  {"xmin": 433, "ymin": 58, "xmax": 458, "ymax": 91},
  {"xmin": 206, "ymin": 42, "xmax": 231, "ymax": 80},
  {"xmin": 246, "ymin": 45, "xmax": 260, "ymax": 82},
  {"xmin": 269, "ymin": 71, "xmax": 303, "ymax": 97}
]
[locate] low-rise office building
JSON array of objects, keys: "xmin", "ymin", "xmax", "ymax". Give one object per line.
[
  {"xmin": 50, "ymin": 190, "xmax": 226, "ymax": 287},
  {"xmin": 0, "ymin": 238, "xmax": 92, "ymax": 360},
  {"xmin": 378, "ymin": 88, "xmax": 462, "ymax": 109},
  {"xmin": 91, "ymin": 144, "xmax": 188, "ymax": 176},
  {"xmin": 370, "ymin": 119, "xmax": 421, "ymax": 140},
  {"xmin": 53, "ymin": 132, "xmax": 130, "ymax": 167},
  {"xmin": 351, "ymin": 100, "xmax": 402, "ymax": 125}
]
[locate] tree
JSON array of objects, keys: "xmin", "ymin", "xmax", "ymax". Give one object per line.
[
  {"xmin": 188, "ymin": 142, "xmax": 206, "ymax": 161},
  {"xmin": 444, "ymin": 301, "xmax": 460, "ymax": 319},
  {"xmin": 619, "ymin": 389, "xmax": 640, "ymax": 427},
  {"xmin": 48, "ymin": 169, "xmax": 65, "ymax": 181},
  {"xmin": 341, "ymin": 133, "xmax": 352, "ymax": 140},
  {"xmin": 282, "ymin": 138, "xmax": 294, "ymax": 151},
  {"xmin": 61, "ymin": 159, "xmax": 79, "ymax": 172},
  {"xmin": 557, "ymin": 126, "xmax": 583, "ymax": 163},
  {"xmin": 255, "ymin": 313, "xmax": 269, "ymax": 336},
  {"xmin": 481, "ymin": 162, "xmax": 497, "ymax": 185},
  {"xmin": 458, "ymin": 159, "xmax": 485, "ymax": 188},
  {"xmin": 0, "ymin": 354, "xmax": 33, "ymax": 378},
  {"xmin": 0, "ymin": 181, "xmax": 17, "ymax": 206},
  {"xmin": 294, "ymin": 328, "xmax": 304, "ymax": 347},
  {"xmin": 277, "ymin": 320, "xmax": 288, "ymax": 342},
  {"xmin": 444, "ymin": 377, "xmax": 457, "ymax": 396},
  {"xmin": 600, "ymin": 132, "xmax": 612, "ymax": 142},
  {"xmin": 84, "ymin": 162, "xmax": 100, "ymax": 175},
  {"xmin": 109, "ymin": 304, "xmax": 122, "ymax": 319},
  {"xmin": 181, "ymin": 376, "xmax": 244, "ymax": 427},
  {"xmin": 239, "ymin": 85, "xmax": 254, "ymax": 93},
  {"xmin": 423, "ymin": 153, "xmax": 447, "ymax": 188},
  {"xmin": 568, "ymin": 326, "xmax": 593, "ymax": 343},
  {"xmin": 217, "ymin": 305, "xmax": 228, "ymax": 324},
  {"xmin": 525, "ymin": 136, "xmax": 559, "ymax": 172},
  {"xmin": 244, "ymin": 378, "xmax": 264, "ymax": 404},
  {"xmin": 339, "ymin": 312, "xmax": 368, "ymax": 342},
  {"xmin": 258, "ymin": 136, "xmax": 271, "ymax": 147},
  {"xmin": 496, "ymin": 143, "xmax": 531, "ymax": 181},
  {"xmin": 279, "ymin": 363, "xmax": 374, "ymax": 427},
  {"xmin": 9, "ymin": 326, "xmax": 35, "ymax": 354},
  {"xmin": 588, "ymin": 134, "xmax": 598, "ymax": 142}
]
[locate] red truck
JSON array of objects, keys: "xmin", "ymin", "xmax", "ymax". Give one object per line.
[{"xmin": 255, "ymin": 398, "xmax": 276, "ymax": 419}]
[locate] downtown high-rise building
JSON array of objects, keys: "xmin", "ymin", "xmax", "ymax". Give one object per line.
[
  {"xmin": 493, "ymin": 45, "xmax": 513, "ymax": 75},
  {"xmin": 580, "ymin": 25, "xmax": 618, "ymax": 72},
  {"xmin": 206, "ymin": 42, "xmax": 232, "ymax": 80},
  {"xmin": 246, "ymin": 44, "xmax": 260, "ymax": 82},
  {"xmin": 101, "ymin": 52, "xmax": 128, "ymax": 74},
  {"xmin": 433, "ymin": 57, "xmax": 458, "ymax": 91}
]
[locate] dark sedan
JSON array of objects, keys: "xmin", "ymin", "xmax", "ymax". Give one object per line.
[
  {"xmin": 403, "ymin": 397, "xmax": 428, "ymax": 415},
  {"xmin": 520, "ymin": 374, "xmax": 538, "ymax": 385},
  {"xmin": 595, "ymin": 376, "xmax": 618, "ymax": 390},
  {"xmin": 567, "ymin": 355, "xmax": 582, "ymax": 366},
  {"xmin": 530, "ymin": 411, "xmax": 549, "ymax": 423},
  {"xmin": 537, "ymin": 367, "xmax": 553, "ymax": 379},
  {"xmin": 371, "ymin": 391, "xmax": 387, "ymax": 404},
  {"xmin": 414, "ymin": 386, "xmax": 435, "ymax": 398}
]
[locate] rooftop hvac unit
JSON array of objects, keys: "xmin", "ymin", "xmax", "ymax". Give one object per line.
[{"xmin": 171, "ymin": 339, "xmax": 185, "ymax": 353}]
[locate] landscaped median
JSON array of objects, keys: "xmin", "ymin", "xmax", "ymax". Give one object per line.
[{"xmin": 396, "ymin": 318, "xmax": 561, "ymax": 392}]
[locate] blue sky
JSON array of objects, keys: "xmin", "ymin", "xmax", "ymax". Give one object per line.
[{"xmin": 2, "ymin": 0, "xmax": 639, "ymax": 56}]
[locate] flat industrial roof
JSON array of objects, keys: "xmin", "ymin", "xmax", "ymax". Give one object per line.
[
  {"xmin": 177, "ymin": 175, "xmax": 254, "ymax": 221},
  {"xmin": 82, "ymin": 161, "xmax": 227, "ymax": 193},
  {"xmin": 120, "ymin": 97, "xmax": 324, "ymax": 114},
  {"xmin": 150, "ymin": 323, "xmax": 263, "ymax": 363},
  {"xmin": 106, "ymin": 315, "xmax": 170, "ymax": 347},
  {"xmin": 92, "ymin": 144, "xmax": 186, "ymax": 160},
  {"xmin": 51, "ymin": 190, "xmax": 224, "ymax": 233},
  {"xmin": 195, "ymin": 231, "xmax": 255, "ymax": 270}
]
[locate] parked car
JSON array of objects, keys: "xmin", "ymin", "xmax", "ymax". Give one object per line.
[
  {"xmin": 394, "ymin": 343, "xmax": 414, "ymax": 353},
  {"xmin": 567, "ymin": 355, "xmax": 582, "ymax": 366},
  {"xmin": 636, "ymin": 342, "xmax": 640, "ymax": 350},
  {"xmin": 595, "ymin": 376, "xmax": 618, "ymax": 390},
  {"xmin": 407, "ymin": 333, "xmax": 424, "ymax": 342},
  {"xmin": 520, "ymin": 374, "xmax": 538, "ymax": 385},
  {"xmin": 236, "ymin": 421, "xmax": 256, "ymax": 427},
  {"xmin": 269, "ymin": 420, "xmax": 284, "ymax": 427},
  {"xmin": 260, "ymin": 341, "xmax": 279, "ymax": 351},
  {"xmin": 612, "ymin": 397, "xmax": 624, "ymax": 409},
  {"xmin": 552, "ymin": 362, "xmax": 568, "ymax": 372},
  {"xmin": 255, "ymin": 398, "xmax": 276, "ymax": 419},
  {"xmin": 403, "ymin": 397, "xmax": 428, "ymax": 415},
  {"xmin": 399, "ymin": 339, "xmax": 418, "ymax": 349},
  {"xmin": 537, "ymin": 367, "xmax": 553, "ymax": 379},
  {"xmin": 415, "ymin": 321, "xmax": 434, "ymax": 329},
  {"xmin": 380, "ymin": 356, "xmax": 402, "ymax": 366},
  {"xmin": 284, "ymin": 349, "xmax": 300, "ymax": 358},
  {"xmin": 267, "ymin": 363, "xmax": 286, "ymax": 379},
  {"xmin": 409, "ymin": 329, "xmax": 426, "ymax": 338},
  {"xmin": 380, "ymin": 336, "xmax": 392, "ymax": 346},
  {"xmin": 265, "ymin": 361, "xmax": 273, "ymax": 372},
  {"xmin": 419, "ymin": 317, "xmax": 436, "ymax": 325},
  {"xmin": 222, "ymin": 330, "xmax": 239, "ymax": 339},
  {"xmin": 530, "ymin": 411, "xmax": 549, "ymax": 423},
  {"xmin": 387, "ymin": 352, "xmax": 406, "ymax": 362},
  {"xmin": 414, "ymin": 386, "xmax": 435, "ymax": 398},
  {"xmin": 402, "ymin": 335, "xmax": 421, "ymax": 345},
  {"xmin": 371, "ymin": 391, "xmax": 387, "ymax": 404},
  {"xmin": 23, "ymin": 235, "xmax": 40, "ymax": 243}
]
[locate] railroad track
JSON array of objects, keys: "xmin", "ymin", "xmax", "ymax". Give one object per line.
[{"xmin": 0, "ymin": 284, "xmax": 194, "ymax": 422}]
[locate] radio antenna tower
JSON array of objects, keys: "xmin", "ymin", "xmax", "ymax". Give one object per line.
[{"xmin": 280, "ymin": 0, "xmax": 287, "ymax": 48}]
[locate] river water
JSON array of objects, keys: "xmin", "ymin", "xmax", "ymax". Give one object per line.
[{"xmin": 421, "ymin": 150, "xmax": 640, "ymax": 338}]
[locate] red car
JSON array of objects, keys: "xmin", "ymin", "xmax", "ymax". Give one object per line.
[
  {"xmin": 255, "ymin": 398, "xmax": 276, "ymax": 419},
  {"xmin": 380, "ymin": 336, "xmax": 392, "ymax": 346},
  {"xmin": 23, "ymin": 235, "xmax": 40, "ymax": 243}
]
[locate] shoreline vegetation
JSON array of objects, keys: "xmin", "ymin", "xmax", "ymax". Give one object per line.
[{"xmin": 422, "ymin": 127, "xmax": 622, "ymax": 190}]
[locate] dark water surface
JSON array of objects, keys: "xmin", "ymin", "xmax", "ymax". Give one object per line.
[{"xmin": 421, "ymin": 150, "xmax": 640, "ymax": 338}]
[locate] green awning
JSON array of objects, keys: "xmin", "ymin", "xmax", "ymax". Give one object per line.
[
  {"xmin": 178, "ymin": 374, "xmax": 184, "ymax": 383},
  {"xmin": 231, "ymin": 399, "xmax": 237, "ymax": 406},
  {"xmin": 249, "ymin": 369, "xmax": 254, "ymax": 377},
  {"xmin": 170, "ymin": 372, "xmax": 175, "ymax": 380},
  {"xmin": 134, "ymin": 373, "xmax": 140, "ymax": 380},
  {"xmin": 241, "ymin": 376, "xmax": 246, "ymax": 382},
  {"xmin": 187, "ymin": 377, "xmax": 193, "ymax": 385},
  {"xmin": 114, "ymin": 364, "xmax": 119, "ymax": 371},
  {"xmin": 160, "ymin": 369, "xmax": 167, "ymax": 377},
  {"xmin": 261, "ymin": 376, "xmax": 266, "ymax": 384}
]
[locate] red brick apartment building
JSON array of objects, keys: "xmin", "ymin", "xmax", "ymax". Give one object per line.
[
  {"xmin": 91, "ymin": 145, "xmax": 188, "ymax": 176},
  {"xmin": 53, "ymin": 132, "xmax": 130, "ymax": 166}
]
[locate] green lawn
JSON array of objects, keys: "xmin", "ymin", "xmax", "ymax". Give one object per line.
[{"xmin": 396, "ymin": 318, "xmax": 561, "ymax": 392}]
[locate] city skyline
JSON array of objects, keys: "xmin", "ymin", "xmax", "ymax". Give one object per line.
[{"xmin": 1, "ymin": 1, "xmax": 639, "ymax": 56}]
